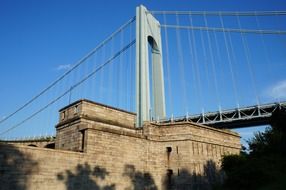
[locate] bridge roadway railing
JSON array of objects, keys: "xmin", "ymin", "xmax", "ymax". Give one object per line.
[
  {"xmin": 156, "ymin": 102, "xmax": 286, "ymax": 129},
  {"xmin": 0, "ymin": 135, "xmax": 55, "ymax": 148}
]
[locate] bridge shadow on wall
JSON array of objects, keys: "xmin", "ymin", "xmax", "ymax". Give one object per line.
[
  {"xmin": 123, "ymin": 164, "xmax": 158, "ymax": 190},
  {"xmin": 0, "ymin": 143, "xmax": 38, "ymax": 190},
  {"xmin": 57, "ymin": 162, "xmax": 115, "ymax": 190},
  {"xmin": 164, "ymin": 160, "xmax": 224, "ymax": 190}
]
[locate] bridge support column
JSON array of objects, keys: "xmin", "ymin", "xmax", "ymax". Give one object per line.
[{"xmin": 136, "ymin": 5, "xmax": 166, "ymax": 127}]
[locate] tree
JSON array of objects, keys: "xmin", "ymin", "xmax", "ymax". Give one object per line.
[{"xmin": 221, "ymin": 110, "xmax": 286, "ymax": 190}]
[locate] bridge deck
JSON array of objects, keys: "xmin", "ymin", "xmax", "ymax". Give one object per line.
[{"xmin": 157, "ymin": 102, "xmax": 286, "ymax": 129}]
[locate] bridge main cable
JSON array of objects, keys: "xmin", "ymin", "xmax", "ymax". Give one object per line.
[
  {"xmin": 0, "ymin": 17, "xmax": 136, "ymax": 126},
  {"xmin": 151, "ymin": 11, "xmax": 286, "ymax": 16},
  {"xmin": 0, "ymin": 40, "xmax": 136, "ymax": 136},
  {"xmin": 160, "ymin": 25, "xmax": 286, "ymax": 35}
]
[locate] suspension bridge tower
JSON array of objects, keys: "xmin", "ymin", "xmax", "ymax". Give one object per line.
[{"xmin": 136, "ymin": 5, "xmax": 166, "ymax": 127}]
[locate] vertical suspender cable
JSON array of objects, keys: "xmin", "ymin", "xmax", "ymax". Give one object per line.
[
  {"xmin": 226, "ymin": 29, "xmax": 240, "ymax": 104},
  {"xmin": 99, "ymin": 42, "xmax": 106, "ymax": 103},
  {"xmin": 175, "ymin": 13, "xmax": 188, "ymax": 114},
  {"xmin": 129, "ymin": 23, "xmax": 135, "ymax": 112},
  {"xmin": 117, "ymin": 30, "xmax": 124, "ymax": 108},
  {"xmin": 203, "ymin": 13, "xmax": 221, "ymax": 109},
  {"xmin": 46, "ymin": 79, "xmax": 52, "ymax": 133},
  {"xmin": 219, "ymin": 13, "xmax": 240, "ymax": 108},
  {"xmin": 81, "ymin": 49, "xmax": 88, "ymax": 99},
  {"xmin": 186, "ymin": 15, "xmax": 199, "ymax": 114},
  {"xmin": 129, "ymin": 25, "xmax": 133, "ymax": 112},
  {"xmin": 200, "ymin": 15, "xmax": 211, "ymax": 94},
  {"xmin": 42, "ymin": 79, "xmax": 49, "ymax": 136},
  {"xmin": 105, "ymin": 40, "xmax": 110, "ymax": 105},
  {"xmin": 213, "ymin": 24, "xmax": 225, "ymax": 111},
  {"xmin": 125, "ymin": 27, "xmax": 129, "ymax": 110},
  {"xmin": 189, "ymin": 14, "xmax": 203, "ymax": 113},
  {"xmin": 255, "ymin": 13, "xmax": 273, "ymax": 92},
  {"xmin": 163, "ymin": 14, "xmax": 174, "ymax": 117},
  {"xmin": 95, "ymin": 53, "xmax": 100, "ymax": 100},
  {"xmin": 124, "ymin": 28, "xmax": 128, "ymax": 110},
  {"xmin": 236, "ymin": 14, "xmax": 260, "ymax": 106},
  {"xmin": 128, "ymin": 25, "xmax": 131, "ymax": 111},
  {"xmin": 120, "ymin": 30, "xmax": 124, "ymax": 109},
  {"xmin": 74, "ymin": 56, "xmax": 80, "ymax": 101},
  {"xmin": 122, "ymin": 35, "xmax": 127, "ymax": 110},
  {"xmin": 109, "ymin": 37, "xmax": 115, "ymax": 105},
  {"xmin": 94, "ymin": 52, "xmax": 99, "ymax": 100}
]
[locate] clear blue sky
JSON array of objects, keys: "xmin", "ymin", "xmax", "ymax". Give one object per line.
[{"xmin": 0, "ymin": 0, "xmax": 285, "ymax": 146}]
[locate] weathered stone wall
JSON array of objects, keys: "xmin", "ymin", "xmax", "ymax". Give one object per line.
[
  {"xmin": 55, "ymin": 120, "xmax": 84, "ymax": 151},
  {"xmin": 0, "ymin": 144, "xmax": 103, "ymax": 190},
  {"xmin": 144, "ymin": 123, "xmax": 240, "ymax": 189},
  {"xmin": 55, "ymin": 99, "xmax": 136, "ymax": 151},
  {"xmin": 1, "ymin": 99, "xmax": 241, "ymax": 190},
  {"xmin": 0, "ymin": 140, "xmax": 155, "ymax": 190}
]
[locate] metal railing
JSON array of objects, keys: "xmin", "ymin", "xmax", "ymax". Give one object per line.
[{"xmin": 156, "ymin": 102, "xmax": 286, "ymax": 129}]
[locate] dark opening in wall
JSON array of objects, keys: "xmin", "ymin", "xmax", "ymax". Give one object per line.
[
  {"xmin": 81, "ymin": 130, "xmax": 85, "ymax": 152},
  {"xmin": 167, "ymin": 169, "xmax": 173, "ymax": 188},
  {"xmin": 167, "ymin": 169, "xmax": 173, "ymax": 175},
  {"xmin": 45, "ymin": 143, "xmax": 55, "ymax": 149},
  {"xmin": 166, "ymin": 147, "xmax": 172, "ymax": 168},
  {"xmin": 166, "ymin": 147, "xmax": 172, "ymax": 153},
  {"xmin": 28, "ymin": 144, "xmax": 37, "ymax": 147},
  {"xmin": 176, "ymin": 146, "xmax": 178, "ymax": 154}
]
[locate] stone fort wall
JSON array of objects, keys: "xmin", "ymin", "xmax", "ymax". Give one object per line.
[{"xmin": 0, "ymin": 99, "xmax": 241, "ymax": 190}]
